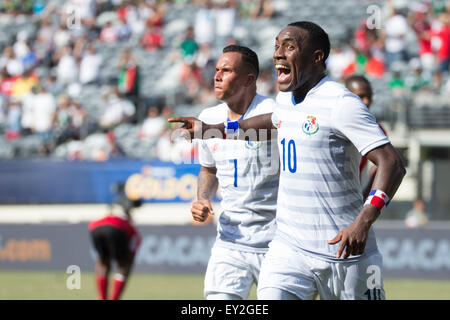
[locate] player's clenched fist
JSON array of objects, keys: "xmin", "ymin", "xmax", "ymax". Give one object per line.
[{"xmin": 191, "ymin": 199, "xmax": 214, "ymax": 222}]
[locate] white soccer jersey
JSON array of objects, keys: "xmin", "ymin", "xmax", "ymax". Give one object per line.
[
  {"xmin": 272, "ymin": 76, "xmax": 389, "ymax": 262},
  {"xmin": 198, "ymin": 94, "xmax": 279, "ymax": 253}
]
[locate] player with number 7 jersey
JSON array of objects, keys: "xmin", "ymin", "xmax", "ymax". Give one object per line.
[{"xmin": 193, "ymin": 45, "xmax": 280, "ymax": 300}]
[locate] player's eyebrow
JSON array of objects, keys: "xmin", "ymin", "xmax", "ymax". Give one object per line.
[{"xmin": 275, "ymin": 36, "xmax": 296, "ymax": 42}]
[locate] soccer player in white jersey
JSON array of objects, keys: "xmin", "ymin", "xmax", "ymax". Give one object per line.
[
  {"xmin": 190, "ymin": 45, "xmax": 279, "ymax": 300},
  {"xmin": 169, "ymin": 21, "xmax": 406, "ymax": 300}
]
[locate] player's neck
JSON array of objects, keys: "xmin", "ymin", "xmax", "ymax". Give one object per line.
[
  {"xmin": 292, "ymin": 72, "xmax": 326, "ymax": 101},
  {"xmin": 226, "ymin": 92, "xmax": 256, "ymax": 121}
]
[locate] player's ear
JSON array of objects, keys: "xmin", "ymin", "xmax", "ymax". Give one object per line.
[
  {"xmin": 313, "ymin": 49, "xmax": 325, "ymax": 66},
  {"xmin": 245, "ymin": 73, "xmax": 256, "ymax": 87}
]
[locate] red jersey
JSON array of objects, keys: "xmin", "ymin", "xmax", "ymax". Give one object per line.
[
  {"xmin": 89, "ymin": 214, "xmax": 141, "ymax": 253},
  {"xmin": 431, "ymin": 23, "xmax": 450, "ymax": 61},
  {"xmin": 0, "ymin": 76, "xmax": 18, "ymax": 96}
]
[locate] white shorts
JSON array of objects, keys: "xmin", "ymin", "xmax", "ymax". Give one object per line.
[
  {"xmin": 204, "ymin": 245, "xmax": 265, "ymax": 300},
  {"xmin": 257, "ymin": 240, "xmax": 385, "ymax": 300}
]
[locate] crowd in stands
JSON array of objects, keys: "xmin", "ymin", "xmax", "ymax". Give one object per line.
[
  {"xmin": 327, "ymin": 0, "xmax": 450, "ymax": 97},
  {"xmin": 0, "ymin": 0, "xmax": 449, "ymax": 161}
]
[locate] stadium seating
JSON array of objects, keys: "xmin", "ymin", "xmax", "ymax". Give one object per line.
[{"xmin": 0, "ymin": 0, "xmax": 449, "ymax": 160}]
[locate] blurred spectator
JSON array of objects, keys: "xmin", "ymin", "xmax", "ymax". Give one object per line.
[
  {"xmin": 85, "ymin": 132, "xmax": 115, "ymax": 161},
  {"xmin": 117, "ymin": 48, "xmax": 140, "ymax": 117},
  {"xmin": 180, "ymin": 26, "xmax": 199, "ymax": 60},
  {"xmin": 383, "ymin": 8, "xmax": 409, "ymax": 68},
  {"xmin": 99, "ymin": 87, "xmax": 135, "ymax": 129},
  {"xmin": 365, "ymin": 50, "xmax": 385, "ymax": 78},
  {"xmin": 125, "ymin": 2, "xmax": 146, "ymax": 35},
  {"xmin": 106, "ymin": 130, "xmax": 126, "ymax": 158},
  {"xmin": 5, "ymin": 97, "xmax": 21, "ymax": 140},
  {"xmin": 389, "ymin": 69, "xmax": 406, "ymax": 97},
  {"xmin": 53, "ymin": 95, "xmax": 89, "ymax": 145},
  {"xmin": 33, "ymin": 18, "xmax": 54, "ymax": 67},
  {"xmin": 196, "ymin": 43, "xmax": 216, "ymax": 81},
  {"xmin": 179, "ymin": 60, "xmax": 203, "ymax": 104},
  {"xmin": 0, "ymin": 70, "xmax": 18, "ymax": 97},
  {"xmin": 410, "ymin": 2, "xmax": 435, "ymax": 71},
  {"xmin": 117, "ymin": 1, "xmax": 132, "ymax": 21},
  {"xmin": 44, "ymin": 74, "xmax": 64, "ymax": 96},
  {"xmin": 89, "ymin": 131, "xmax": 126, "ymax": 161},
  {"xmin": 66, "ymin": 0, "xmax": 96, "ymax": 21},
  {"xmin": 21, "ymin": 44, "xmax": 38, "ymax": 72},
  {"xmin": 11, "ymin": 69, "xmax": 38, "ymax": 100},
  {"xmin": 99, "ymin": 21, "xmax": 118, "ymax": 43},
  {"xmin": 13, "ymin": 30, "xmax": 30, "ymax": 61},
  {"xmin": 139, "ymin": 106, "xmax": 166, "ymax": 140},
  {"xmin": 354, "ymin": 20, "xmax": 370, "ymax": 52},
  {"xmin": 146, "ymin": 2, "xmax": 166, "ymax": 28},
  {"xmin": 36, "ymin": 16, "xmax": 54, "ymax": 47},
  {"xmin": 21, "ymin": 90, "xmax": 34, "ymax": 135},
  {"xmin": 214, "ymin": 0, "xmax": 237, "ymax": 49},
  {"xmin": 327, "ymin": 45, "xmax": 355, "ymax": 81},
  {"xmin": 249, "ymin": 0, "xmax": 275, "ymax": 19},
  {"xmin": 140, "ymin": 25, "xmax": 164, "ymax": 53},
  {"xmin": 1, "ymin": 46, "xmax": 24, "ymax": 76},
  {"xmin": 256, "ymin": 67, "xmax": 276, "ymax": 97},
  {"xmin": 156, "ymin": 128, "xmax": 196, "ymax": 163},
  {"xmin": 116, "ymin": 17, "xmax": 132, "ymax": 42},
  {"xmin": 194, "ymin": 0, "xmax": 215, "ymax": 46},
  {"xmin": 68, "ymin": 99, "xmax": 89, "ymax": 138},
  {"xmin": 161, "ymin": 105, "xmax": 175, "ymax": 123},
  {"xmin": 32, "ymin": 84, "xmax": 57, "ymax": 144},
  {"xmin": 53, "ymin": 94, "xmax": 72, "ymax": 143},
  {"xmin": 66, "ymin": 139, "xmax": 85, "ymax": 161},
  {"xmin": 404, "ymin": 58, "xmax": 432, "ymax": 92},
  {"xmin": 54, "ymin": 23, "xmax": 72, "ymax": 50},
  {"xmin": 55, "ymin": 45, "xmax": 79, "ymax": 86},
  {"xmin": 0, "ymin": 95, "xmax": 6, "ymax": 132},
  {"xmin": 79, "ymin": 44, "xmax": 103, "ymax": 84},
  {"xmin": 431, "ymin": 12, "xmax": 450, "ymax": 74},
  {"xmin": 33, "ymin": 0, "xmax": 47, "ymax": 16},
  {"xmin": 405, "ymin": 198, "xmax": 429, "ymax": 228},
  {"xmin": 196, "ymin": 79, "xmax": 217, "ymax": 106}
]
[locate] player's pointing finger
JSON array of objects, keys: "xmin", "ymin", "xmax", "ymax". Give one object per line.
[{"xmin": 167, "ymin": 117, "xmax": 187, "ymax": 123}]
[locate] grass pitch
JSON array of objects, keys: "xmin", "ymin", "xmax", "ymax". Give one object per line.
[{"xmin": 0, "ymin": 270, "xmax": 449, "ymax": 300}]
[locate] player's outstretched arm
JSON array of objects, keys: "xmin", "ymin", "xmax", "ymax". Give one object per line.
[
  {"xmin": 191, "ymin": 166, "xmax": 218, "ymax": 222},
  {"xmin": 168, "ymin": 113, "xmax": 275, "ymax": 141},
  {"xmin": 329, "ymin": 143, "xmax": 406, "ymax": 259}
]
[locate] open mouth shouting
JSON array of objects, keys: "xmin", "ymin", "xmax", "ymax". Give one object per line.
[{"xmin": 275, "ymin": 64, "xmax": 291, "ymax": 85}]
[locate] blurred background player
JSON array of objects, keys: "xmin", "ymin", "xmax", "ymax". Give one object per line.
[
  {"xmin": 88, "ymin": 183, "xmax": 142, "ymax": 300},
  {"xmin": 344, "ymin": 74, "xmax": 389, "ymax": 199},
  {"xmin": 191, "ymin": 45, "xmax": 279, "ymax": 300}
]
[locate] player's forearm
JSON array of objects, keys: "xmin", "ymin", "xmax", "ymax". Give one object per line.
[
  {"xmin": 360, "ymin": 144, "xmax": 406, "ymax": 228},
  {"xmin": 205, "ymin": 113, "xmax": 276, "ymax": 141},
  {"xmin": 362, "ymin": 165, "xmax": 377, "ymax": 199},
  {"xmin": 197, "ymin": 166, "xmax": 218, "ymax": 201},
  {"xmin": 369, "ymin": 152, "xmax": 405, "ymax": 201}
]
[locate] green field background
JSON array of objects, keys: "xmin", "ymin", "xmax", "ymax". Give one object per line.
[{"xmin": 0, "ymin": 271, "xmax": 449, "ymax": 300}]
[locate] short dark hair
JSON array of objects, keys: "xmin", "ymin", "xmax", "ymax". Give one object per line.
[
  {"xmin": 345, "ymin": 74, "xmax": 373, "ymax": 96},
  {"xmin": 288, "ymin": 21, "xmax": 330, "ymax": 67},
  {"xmin": 223, "ymin": 45, "xmax": 259, "ymax": 79}
]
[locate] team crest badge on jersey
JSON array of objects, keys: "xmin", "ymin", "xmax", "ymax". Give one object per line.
[
  {"xmin": 302, "ymin": 115, "xmax": 319, "ymax": 135},
  {"xmin": 245, "ymin": 141, "xmax": 262, "ymax": 150}
]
